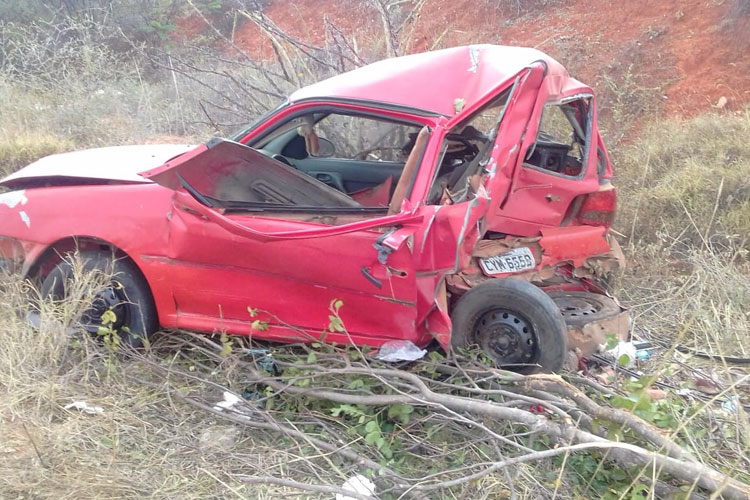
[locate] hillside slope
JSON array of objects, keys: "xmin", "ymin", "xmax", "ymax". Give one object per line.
[{"xmin": 227, "ymin": 0, "xmax": 749, "ymax": 117}]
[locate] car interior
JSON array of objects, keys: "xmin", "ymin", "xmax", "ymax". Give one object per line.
[
  {"xmin": 242, "ymin": 92, "xmax": 559, "ymax": 214},
  {"xmin": 425, "ymin": 89, "xmax": 511, "ymax": 206},
  {"xmin": 523, "ymin": 98, "xmax": 591, "ymax": 178},
  {"xmin": 251, "ymin": 112, "xmax": 426, "ymax": 212}
]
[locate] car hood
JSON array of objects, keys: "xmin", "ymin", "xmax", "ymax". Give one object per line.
[{"xmin": 0, "ymin": 144, "xmax": 194, "ymax": 190}]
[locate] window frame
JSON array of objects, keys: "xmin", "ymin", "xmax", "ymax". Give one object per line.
[
  {"xmin": 246, "ymin": 105, "xmax": 428, "ymax": 152},
  {"xmin": 521, "ymin": 94, "xmax": 594, "ymax": 181},
  {"xmin": 232, "ymin": 105, "xmax": 431, "ymax": 216},
  {"xmin": 312, "ymin": 113, "xmax": 423, "ymax": 163}
]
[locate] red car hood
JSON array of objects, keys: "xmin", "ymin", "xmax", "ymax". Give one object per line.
[{"xmin": 0, "ymin": 144, "xmax": 194, "ymax": 190}]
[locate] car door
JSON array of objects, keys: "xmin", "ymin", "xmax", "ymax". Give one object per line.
[
  {"xmin": 140, "ymin": 139, "xmax": 422, "ymax": 346},
  {"xmin": 496, "ymin": 93, "xmax": 602, "ymax": 228},
  {"xmin": 430, "ymin": 64, "xmax": 602, "ymax": 233}
]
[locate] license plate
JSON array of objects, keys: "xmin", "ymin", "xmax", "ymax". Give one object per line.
[{"xmin": 479, "ymin": 247, "xmax": 536, "ymax": 275}]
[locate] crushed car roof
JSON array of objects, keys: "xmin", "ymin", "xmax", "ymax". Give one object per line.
[{"xmin": 289, "ymin": 44, "xmax": 582, "ymax": 116}]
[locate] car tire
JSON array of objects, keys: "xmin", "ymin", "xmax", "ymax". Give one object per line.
[
  {"xmin": 41, "ymin": 250, "xmax": 158, "ymax": 348},
  {"xmin": 450, "ymin": 278, "xmax": 568, "ymax": 373},
  {"xmin": 545, "ymin": 290, "xmax": 621, "ymax": 327}
]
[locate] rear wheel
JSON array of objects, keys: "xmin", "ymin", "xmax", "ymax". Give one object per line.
[
  {"xmin": 546, "ymin": 291, "xmax": 621, "ymax": 326},
  {"xmin": 450, "ymin": 278, "xmax": 568, "ymax": 373},
  {"xmin": 41, "ymin": 251, "xmax": 158, "ymax": 348}
]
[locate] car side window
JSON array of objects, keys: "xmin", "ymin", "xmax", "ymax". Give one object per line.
[
  {"xmin": 524, "ymin": 98, "xmax": 590, "ymax": 178},
  {"xmin": 240, "ymin": 109, "xmax": 429, "ymax": 216},
  {"xmin": 314, "ymin": 114, "xmax": 417, "ymax": 162}
]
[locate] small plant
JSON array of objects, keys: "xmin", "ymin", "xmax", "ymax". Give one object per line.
[{"xmin": 328, "ymin": 298, "xmax": 345, "ymax": 333}]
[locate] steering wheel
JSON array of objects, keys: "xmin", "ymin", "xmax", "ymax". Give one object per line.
[
  {"xmin": 272, "ymin": 154, "xmax": 296, "ymax": 168},
  {"xmin": 444, "ymin": 134, "xmax": 480, "ymax": 156}
]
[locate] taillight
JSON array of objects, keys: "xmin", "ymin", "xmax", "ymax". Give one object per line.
[{"xmin": 578, "ymin": 184, "xmax": 617, "ymax": 227}]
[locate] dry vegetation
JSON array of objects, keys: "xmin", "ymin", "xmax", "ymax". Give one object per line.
[{"xmin": 1, "ymin": 1, "xmax": 749, "ymax": 499}]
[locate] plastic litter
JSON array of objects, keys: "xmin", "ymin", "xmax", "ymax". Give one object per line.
[
  {"xmin": 375, "ymin": 340, "xmax": 427, "ymax": 362},
  {"xmin": 64, "ymin": 401, "xmax": 104, "ymax": 415},
  {"xmin": 243, "ymin": 348, "xmax": 279, "ymax": 374},
  {"xmin": 335, "ymin": 474, "xmax": 376, "ymax": 500},
  {"xmin": 213, "ymin": 391, "xmax": 243, "ymax": 412},
  {"xmin": 605, "ymin": 341, "xmax": 637, "ymax": 368}
]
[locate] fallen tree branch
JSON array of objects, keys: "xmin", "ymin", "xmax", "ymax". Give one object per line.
[
  {"xmin": 245, "ymin": 365, "xmax": 750, "ymax": 498},
  {"xmin": 527, "ymin": 377, "xmax": 698, "ymax": 463},
  {"xmin": 140, "ymin": 338, "xmax": 750, "ymax": 499},
  {"xmin": 237, "ymin": 475, "xmax": 373, "ymax": 500}
]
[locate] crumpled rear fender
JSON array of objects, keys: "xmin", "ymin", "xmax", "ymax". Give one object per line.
[
  {"xmin": 416, "ymin": 205, "xmax": 626, "ymax": 350},
  {"xmin": 412, "ymin": 195, "xmax": 489, "ymax": 348}
]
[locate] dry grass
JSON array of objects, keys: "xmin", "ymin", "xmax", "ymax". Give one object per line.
[
  {"xmin": 601, "ymin": 109, "xmax": 750, "ymax": 492},
  {"xmin": 1, "ymin": 251, "xmax": 748, "ymax": 499},
  {"xmin": 614, "ymin": 108, "xmax": 750, "ymax": 252},
  {"xmin": 0, "ymin": 273, "xmax": 308, "ymax": 499},
  {"xmin": 0, "ymin": 130, "xmax": 74, "ymax": 177},
  {"xmin": 0, "ymin": 6, "xmax": 748, "ymax": 499},
  {"xmin": 611, "ymin": 248, "xmax": 750, "ymax": 490},
  {"xmin": 621, "ymin": 248, "xmax": 749, "ymax": 354},
  {"xmin": 0, "ymin": 272, "xmax": 565, "ymax": 500}
]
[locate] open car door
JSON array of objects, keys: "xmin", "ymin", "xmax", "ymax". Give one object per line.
[{"xmin": 139, "ymin": 139, "xmax": 424, "ymax": 347}]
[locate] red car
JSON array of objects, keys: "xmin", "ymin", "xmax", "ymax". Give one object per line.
[{"xmin": 0, "ymin": 45, "xmax": 628, "ymax": 372}]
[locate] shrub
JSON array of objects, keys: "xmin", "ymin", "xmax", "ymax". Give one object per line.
[
  {"xmin": 614, "ymin": 108, "xmax": 750, "ymax": 252},
  {"xmin": 0, "ymin": 131, "xmax": 74, "ymax": 177}
]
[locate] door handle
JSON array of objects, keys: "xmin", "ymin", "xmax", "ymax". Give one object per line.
[{"xmin": 361, "ymin": 267, "xmax": 382, "ymax": 289}]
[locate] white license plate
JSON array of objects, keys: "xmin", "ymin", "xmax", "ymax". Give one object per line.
[{"xmin": 479, "ymin": 247, "xmax": 536, "ymax": 275}]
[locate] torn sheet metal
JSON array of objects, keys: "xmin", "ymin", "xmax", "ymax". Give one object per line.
[{"xmin": 551, "ymin": 291, "xmax": 630, "ymax": 357}]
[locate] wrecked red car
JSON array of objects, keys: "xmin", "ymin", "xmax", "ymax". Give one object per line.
[{"xmin": 0, "ymin": 45, "xmax": 628, "ymax": 372}]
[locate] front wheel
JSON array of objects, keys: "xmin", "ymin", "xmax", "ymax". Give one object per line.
[
  {"xmin": 41, "ymin": 251, "xmax": 158, "ymax": 348},
  {"xmin": 450, "ymin": 278, "xmax": 568, "ymax": 373}
]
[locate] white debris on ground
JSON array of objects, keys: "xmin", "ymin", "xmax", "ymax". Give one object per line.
[
  {"xmin": 375, "ymin": 340, "xmax": 427, "ymax": 362},
  {"xmin": 63, "ymin": 401, "xmax": 104, "ymax": 415},
  {"xmin": 213, "ymin": 391, "xmax": 242, "ymax": 412},
  {"xmin": 604, "ymin": 341, "xmax": 637, "ymax": 368},
  {"xmin": 335, "ymin": 474, "xmax": 376, "ymax": 500}
]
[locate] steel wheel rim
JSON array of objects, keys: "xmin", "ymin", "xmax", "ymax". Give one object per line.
[
  {"xmin": 554, "ymin": 295, "xmax": 603, "ymax": 320},
  {"xmin": 79, "ymin": 284, "xmax": 128, "ymax": 334},
  {"xmin": 473, "ymin": 308, "xmax": 538, "ymax": 365}
]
